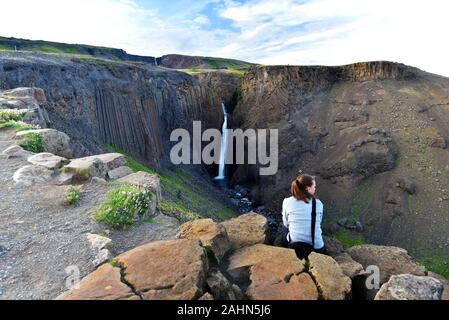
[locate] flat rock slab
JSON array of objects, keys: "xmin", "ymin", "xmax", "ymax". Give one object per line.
[
  {"xmin": 13, "ymin": 164, "xmax": 54, "ymax": 187},
  {"xmin": 308, "ymin": 252, "xmax": 352, "ymax": 300},
  {"xmin": 375, "ymin": 274, "xmax": 443, "ymax": 300},
  {"xmin": 62, "ymin": 153, "xmax": 126, "ymax": 179},
  {"xmin": 226, "ymin": 244, "xmax": 314, "ymax": 299},
  {"xmin": 116, "ymin": 239, "xmax": 209, "ymax": 300},
  {"xmin": 247, "ymin": 272, "xmax": 319, "ymax": 300},
  {"xmin": 1, "ymin": 145, "xmax": 32, "ymax": 158},
  {"xmin": 107, "ymin": 166, "xmax": 133, "ymax": 180},
  {"xmin": 27, "ymin": 152, "xmax": 67, "ymax": 170},
  {"xmin": 220, "ymin": 212, "xmax": 268, "ymax": 250},
  {"xmin": 177, "ymin": 218, "xmax": 230, "ymax": 262},
  {"xmin": 348, "ymin": 245, "xmax": 426, "ymax": 284},
  {"xmin": 57, "ymin": 264, "xmax": 139, "ymax": 300}
]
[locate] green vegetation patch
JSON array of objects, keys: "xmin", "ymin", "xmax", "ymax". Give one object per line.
[
  {"xmin": 16, "ymin": 132, "xmax": 43, "ymax": 153},
  {"xmin": 416, "ymin": 253, "xmax": 449, "ymax": 278},
  {"xmin": 0, "ymin": 109, "xmax": 26, "ymax": 122},
  {"xmin": 409, "ymin": 242, "xmax": 449, "ymax": 278},
  {"xmin": 0, "ymin": 120, "xmax": 37, "ymax": 132},
  {"xmin": 92, "ymin": 183, "xmax": 153, "ymax": 229},
  {"xmin": 159, "ymin": 169, "xmax": 237, "ymax": 221},
  {"xmin": 0, "ymin": 110, "xmax": 38, "ymax": 132},
  {"xmin": 65, "ymin": 186, "xmax": 81, "ymax": 205},
  {"xmin": 333, "ymin": 229, "xmax": 365, "ymax": 249},
  {"xmin": 156, "ymin": 197, "xmax": 201, "ymax": 222},
  {"xmin": 106, "ymin": 143, "xmax": 156, "ymax": 174}
]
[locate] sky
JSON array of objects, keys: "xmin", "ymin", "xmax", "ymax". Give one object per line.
[{"xmin": 1, "ymin": 0, "xmax": 449, "ymax": 76}]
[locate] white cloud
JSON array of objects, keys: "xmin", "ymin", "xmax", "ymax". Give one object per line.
[
  {"xmin": 219, "ymin": 0, "xmax": 449, "ymax": 77},
  {"xmin": 193, "ymin": 14, "xmax": 210, "ymax": 25},
  {"xmin": 0, "ymin": 0, "xmax": 232, "ymax": 57},
  {"xmin": 0, "ymin": 0, "xmax": 448, "ymax": 77}
]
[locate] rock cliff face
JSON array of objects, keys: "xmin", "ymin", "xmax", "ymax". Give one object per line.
[
  {"xmin": 0, "ymin": 51, "xmax": 238, "ymax": 168},
  {"xmin": 1, "ymin": 49, "xmax": 448, "ymax": 269},
  {"xmin": 231, "ymin": 61, "xmax": 449, "ymax": 254}
]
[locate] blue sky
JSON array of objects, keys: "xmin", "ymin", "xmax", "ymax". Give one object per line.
[{"xmin": 1, "ymin": 0, "xmax": 449, "ymax": 76}]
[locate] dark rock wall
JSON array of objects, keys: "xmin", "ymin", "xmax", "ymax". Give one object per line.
[
  {"xmin": 231, "ymin": 61, "xmax": 449, "ymax": 252},
  {"xmin": 0, "ymin": 51, "xmax": 238, "ymax": 168}
]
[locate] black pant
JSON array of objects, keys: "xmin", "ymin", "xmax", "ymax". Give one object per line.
[{"xmin": 288, "ymin": 241, "xmax": 327, "ymax": 260}]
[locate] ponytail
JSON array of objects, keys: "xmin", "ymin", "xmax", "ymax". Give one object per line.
[{"xmin": 291, "ymin": 174, "xmax": 315, "ymax": 203}]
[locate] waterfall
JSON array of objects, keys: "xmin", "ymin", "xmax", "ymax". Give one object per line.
[
  {"xmin": 214, "ymin": 102, "xmax": 229, "ymax": 180},
  {"xmin": 154, "ymin": 57, "xmax": 158, "ymax": 66}
]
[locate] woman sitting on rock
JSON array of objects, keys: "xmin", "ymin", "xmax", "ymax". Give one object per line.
[{"xmin": 282, "ymin": 174, "xmax": 326, "ymax": 259}]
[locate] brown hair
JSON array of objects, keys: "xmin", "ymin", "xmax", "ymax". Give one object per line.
[{"xmin": 291, "ymin": 174, "xmax": 315, "ymax": 203}]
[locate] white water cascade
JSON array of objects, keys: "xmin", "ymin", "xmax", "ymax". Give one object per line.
[
  {"xmin": 214, "ymin": 102, "xmax": 229, "ymax": 180},
  {"xmin": 154, "ymin": 57, "xmax": 158, "ymax": 66}
]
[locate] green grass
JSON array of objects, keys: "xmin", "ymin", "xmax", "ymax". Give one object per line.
[
  {"xmin": 408, "ymin": 241, "xmax": 449, "ymax": 278},
  {"xmin": 416, "ymin": 254, "xmax": 449, "ymax": 278},
  {"xmin": 180, "ymin": 68, "xmax": 246, "ymax": 77},
  {"xmin": 203, "ymin": 57, "xmax": 253, "ymax": 70},
  {"xmin": 225, "ymin": 69, "xmax": 245, "ymax": 77},
  {"xmin": 0, "ymin": 120, "xmax": 36, "ymax": 131},
  {"xmin": 183, "ymin": 68, "xmax": 208, "ymax": 74},
  {"xmin": 0, "ymin": 109, "xmax": 26, "ymax": 122},
  {"xmin": 156, "ymin": 197, "xmax": 201, "ymax": 222},
  {"xmin": 333, "ymin": 229, "xmax": 366, "ymax": 250},
  {"xmin": 16, "ymin": 132, "xmax": 43, "ymax": 153},
  {"xmin": 106, "ymin": 143, "xmax": 156, "ymax": 174},
  {"xmin": 159, "ymin": 169, "xmax": 237, "ymax": 221},
  {"xmin": 65, "ymin": 186, "xmax": 81, "ymax": 205},
  {"xmin": 92, "ymin": 183, "xmax": 153, "ymax": 229},
  {"xmin": 0, "ymin": 44, "xmax": 10, "ymax": 51}
]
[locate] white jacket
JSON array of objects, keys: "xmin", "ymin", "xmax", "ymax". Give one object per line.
[{"xmin": 282, "ymin": 196, "xmax": 324, "ymax": 249}]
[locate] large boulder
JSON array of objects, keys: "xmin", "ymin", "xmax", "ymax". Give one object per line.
[
  {"xmin": 115, "ymin": 239, "xmax": 209, "ymax": 300},
  {"xmin": 13, "ymin": 164, "xmax": 53, "ymax": 187},
  {"xmin": 107, "ymin": 166, "xmax": 133, "ymax": 180},
  {"xmin": 428, "ymin": 272, "xmax": 449, "ymax": 300},
  {"xmin": 248, "ymin": 271, "xmax": 318, "ymax": 300},
  {"xmin": 62, "ymin": 153, "xmax": 126, "ymax": 180},
  {"xmin": 1, "ymin": 87, "xmax": 47, "ymax": 105},
  {"xmin": 1, "ymin": 145, "xmax": 32, "ymax": 159},
  {"xmin": 15, "ymin": 129, "xmax": 71, "ymax": 158},
  {"xmin": 177, "ymin": 219, "xmax": 231, "ymax": 262},
  {"xmin": 308, "ymin": 252, "xmax": 352, "ymax": 300},
  {"xmin": 220, "ymin": 213, "xmax": 268, "ymax": 250},
  {"xmin": 226, "ymin": 244, "xmax": 318, "ymax": 300},
  {"xmin": 117, "ymin": 171, "xmax": 161, "ymax": 215},
  {"xmin": 27, "ymin": 153, "xmax": 68, "ymax": 170},
  {"xmin": 117, "ymin": 171, "xmax": 161, "ymax": 202},
  {"xmin": 332, "ymin": 252, "xmax": 365, "ymax": 279},
  {"xmin": 374, "ymin": 274, "xmax": 443, "ymax": 300},
  {"xmin": 56, "ymin": 264, "xmax": 140, "ymax": 300},
  {"xmin": 59, "ymin": 239, "xmax": 209, "ymax": 300},
  {"xmin": 347, "ymin": 245, "xmax": 426, "ymax": 284}
]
